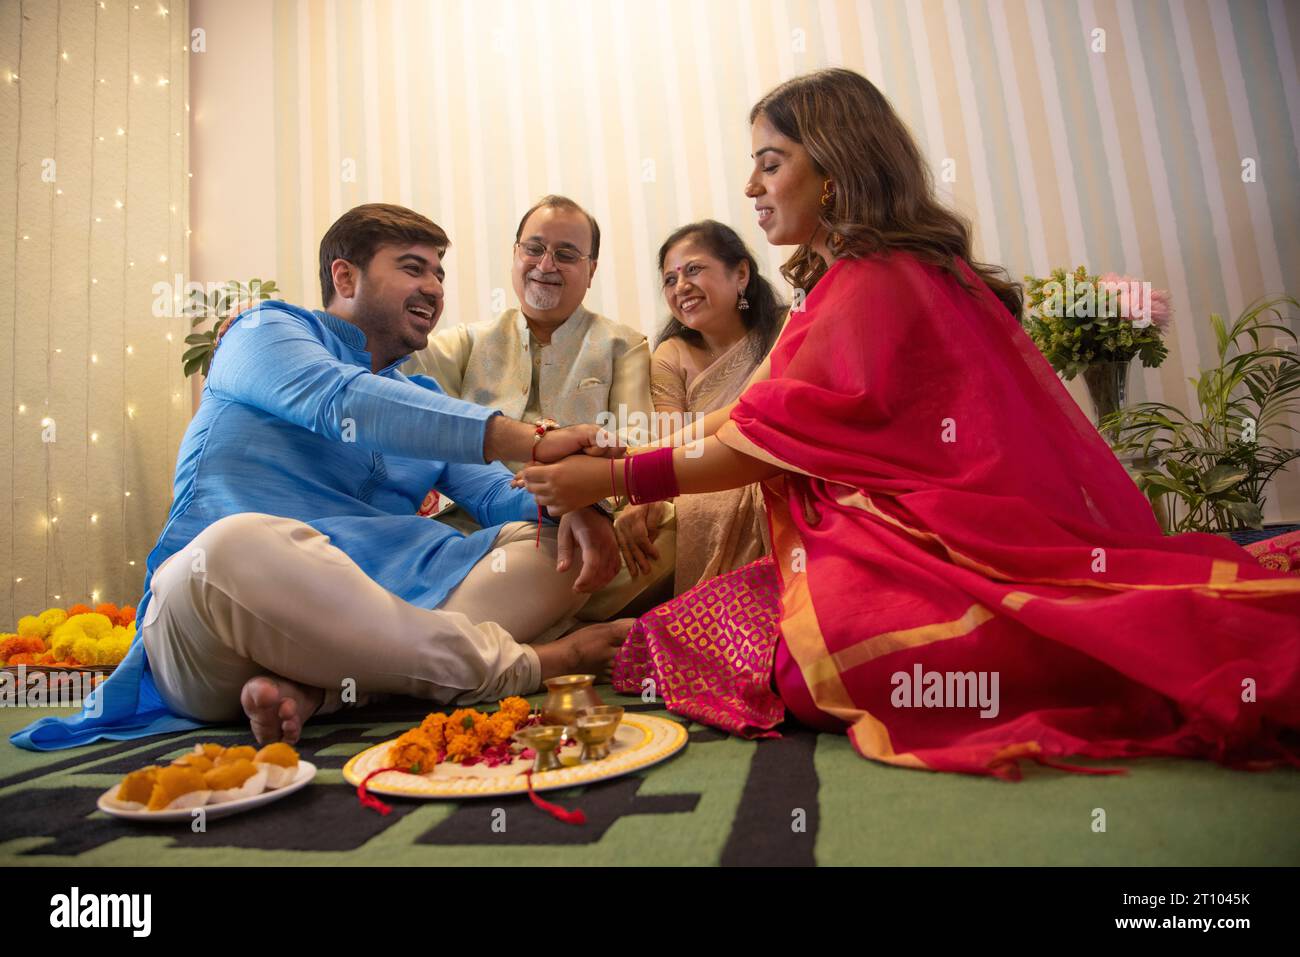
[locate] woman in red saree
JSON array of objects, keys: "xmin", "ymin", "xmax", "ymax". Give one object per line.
[{"xmin": 523, "ymin": 69, "xmax": 1300, "ymax": 779}]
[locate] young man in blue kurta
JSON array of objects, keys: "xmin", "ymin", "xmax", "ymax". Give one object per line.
[{"xmin": 12, "ymin": 204, "xmax": 627, "ymax": 752}]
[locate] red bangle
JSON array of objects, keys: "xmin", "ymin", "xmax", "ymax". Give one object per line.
[{"xmin": 626, "ymin": 447, "xmax": 679, "ymax": 504}]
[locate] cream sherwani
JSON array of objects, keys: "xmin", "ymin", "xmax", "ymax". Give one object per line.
[
  {"xmin": 408, "ymin": 304, "xmax": 672, "ymax": 620},
  {"xmin": 409, "ymin": 306, "xmax": 652, "ymax": 462}
]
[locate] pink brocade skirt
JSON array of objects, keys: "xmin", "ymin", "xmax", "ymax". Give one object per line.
[{"xmin": 611, "ymin": 556, "xmax": 787, "ymax": 737}]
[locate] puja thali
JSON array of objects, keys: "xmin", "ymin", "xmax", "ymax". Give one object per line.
[{"xmin": 342, "ymin": 713, "xmax": 687, "ymax": 799}]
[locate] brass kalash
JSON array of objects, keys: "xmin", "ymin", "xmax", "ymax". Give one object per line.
[{"xmin": 511, "ymin": 675, "xmax": 625, "ymax": 773}]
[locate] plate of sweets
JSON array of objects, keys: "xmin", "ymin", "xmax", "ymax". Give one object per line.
[
  {"xmin": 343, "ymin": 693, "xmax": 687, "ymax": 801},
  {"xmin": 97, "ymin": 742, "xmax": 316, "ymax": 822}
]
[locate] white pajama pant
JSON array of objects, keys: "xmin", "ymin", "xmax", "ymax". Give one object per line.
[{"xmin": 140, "ymin": 513, "xmax": 587, "ymax": 722}]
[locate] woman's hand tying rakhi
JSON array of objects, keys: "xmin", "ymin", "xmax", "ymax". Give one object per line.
[{"xmin": 522, "ymin": 455, "xmax": 612, "ymax": 515}]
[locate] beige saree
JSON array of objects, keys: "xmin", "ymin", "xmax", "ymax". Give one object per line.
[{"xmin": 651, "ymin": 335, "xmax": 770, "ymax": 593}]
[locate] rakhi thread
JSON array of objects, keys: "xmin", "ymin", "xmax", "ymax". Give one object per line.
[{"xmin": 356, "ymin": 765, "xmax": 587, "ymax": 825}]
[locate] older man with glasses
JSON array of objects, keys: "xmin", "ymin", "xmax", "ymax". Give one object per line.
[{"xmin": 408, "ymin": 194, "xmax": 673, "ymax": 619}]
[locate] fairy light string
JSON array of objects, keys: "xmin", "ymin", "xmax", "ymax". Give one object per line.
[{"xmin": 8, "ymin": 2, "xmax": 26, "ymax": 616}]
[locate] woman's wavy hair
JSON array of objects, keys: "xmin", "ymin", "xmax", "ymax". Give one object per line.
[
  {"xmin": 655, "ymin": 220, "xmax": 785, "ymax": 363},
  {"xmin": 749, "ymin": 68, "xmax": 1022, "ymax": 318}
]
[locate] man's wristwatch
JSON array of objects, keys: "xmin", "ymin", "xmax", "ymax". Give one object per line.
[{"xmin": 589, "ymin": 498, "xmax": 616, "ymax": 521}]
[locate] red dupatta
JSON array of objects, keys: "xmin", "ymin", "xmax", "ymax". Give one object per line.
[{"xmin": 716, "ymin": 253, "xmax": 1300, "ymax": 779}]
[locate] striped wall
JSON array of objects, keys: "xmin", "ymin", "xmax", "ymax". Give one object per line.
[
  {"xmin": 242, "ymin": 0, "xmax": 1299, "ymax": 520},
  {"xmin": 1, "ymin": 0, "xmax": 190, "ymax": 627}
]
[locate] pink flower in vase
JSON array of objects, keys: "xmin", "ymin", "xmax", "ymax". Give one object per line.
[
  {"xmin": 1148, "ymin": 287, "xmax": 1172, "ymax": 329},
  {"xmin": 1097, "ymin": 273, "xmax": 1172, "ymax": 331}
]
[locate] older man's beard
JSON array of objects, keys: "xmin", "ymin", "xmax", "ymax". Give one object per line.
[{"xmin": 523, "ymin": 268, "xmax": 565, "ymax": 312}]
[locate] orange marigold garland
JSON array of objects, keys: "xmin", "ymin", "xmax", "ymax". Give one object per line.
[
  {"xmin": 0, "ymin": 635, "xmax": 45, "ymax": 661},
  {"xmin": 357, "ymin": 696, "xmax": 586, "ymax": 824}
]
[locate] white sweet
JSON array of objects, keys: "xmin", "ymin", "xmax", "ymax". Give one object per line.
[
  {"xmin": 163, "ymin": 789, "xmax": 212, "ymax": 811},
  {"xmin": 206, "ymin": 765, "xmax": 269, "ymax": 804},
  {"xmin": 256, "ymin": 759, "xmax": 298, "ymax": 790}
]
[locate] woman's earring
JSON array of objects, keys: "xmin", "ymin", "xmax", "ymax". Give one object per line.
[
  {"xmin": 820, "ymin": 178, "xmax": 834, "ymax": 207},
  {"xmin": 737, "ymin": 292, "xmax": 750, "ymax": 311}
]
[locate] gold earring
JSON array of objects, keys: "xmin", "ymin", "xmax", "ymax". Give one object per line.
[{"xmin": 820, "ymin": 179, "xmax": 834, "ymax": 207}]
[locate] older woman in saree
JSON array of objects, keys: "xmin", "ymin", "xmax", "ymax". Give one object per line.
[
  {"xmin": 524, "ymin": 69, "xmax": 1300, "ymax": 779},
  {"xmin": 614, "ymin": 220, "xmax": 784, "ymax": 595}
]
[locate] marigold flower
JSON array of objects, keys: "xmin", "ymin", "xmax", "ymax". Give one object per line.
[
  {"xmin": 447, "ymin": 708, "xmax": 486, "ymax": 737},
  {"xmin": 484, "ymin": 712, "xmax": 517, "ymax": 747},
  {"xmin": 497, "ymin": 696, "xmax": 531, "ymax": 725},
  {"xmin": 388, "ymin": 729, "xmax": 439, "ymax": 773},
  {"xmin": 418, "ymin": 713, "xmax": 448, "ymax": 751},
  {"xmin": 444, "ymin": 732, "xmax": 482, "ymax": 762},
  {"xmin": 117, "ymin": 605, "xmax": 136, "ymax": 626},
  {"xmin": 94, "ymin": 602, "xmax": 119, "ymax": 619},
  {"xmin": 67, "ymin": 604, "xmax": 93, "ymax": 616},
  {"xmin": 16, "ymin": 616, "xmax": 47, "ymax": 639},
  {"xmin": 95, "ymin": 634, "xmax": 130, "ymax": 666},
  {"xmin": 72, "ymin": 635, "xmax": 101, "ymax": 666},
  {"xmin": 70, "ymin": 612, "xmax": 113, "ymax": 639},
  {"xmin": 0, "ymin": 634, "xmax": 45, "ymax": 664},
  {"xmin": 49, "ymin": 626, "xmax": 79, "ymax": 661},
  {"xmin": 38, "ymin": 608, "xmax": 69, "ymax": 631}
]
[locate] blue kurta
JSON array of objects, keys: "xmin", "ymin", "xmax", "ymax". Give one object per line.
[{"xmin": 12, "ymin": 303, "xmax": 544, "ymax": 751}]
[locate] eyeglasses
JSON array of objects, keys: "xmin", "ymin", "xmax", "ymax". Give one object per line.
[{"xmin": 515, "ymin": 240, "xmax": 592, "ymax": 266}]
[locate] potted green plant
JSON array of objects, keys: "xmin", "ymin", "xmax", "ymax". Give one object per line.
[
  {"xmin": 182, "ymin": 278, "xmax": 279, "ymax": 378},
  {"xmin": 1021, "ymin": 266, "xmax": 1171, "ymax": 441},
  {"xmin": 1104, "ymin": 295, "xmax": 1299, "ymax": 534}
]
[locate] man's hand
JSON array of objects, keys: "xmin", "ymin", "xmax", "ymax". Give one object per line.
[
  {"xmin": 557, "ymin": 507, "xmax": 621, "ymax": 593},
  {"xmin": 484, "ymin": 419, "xmax": 621, "ymax": 466},
  {"xmin": 534, "ymin": 423, "xmax": 622, "ymax": 463},
  {"xmin": 613, "ymin": 501, "xmax": 666, "ymax": 577}
]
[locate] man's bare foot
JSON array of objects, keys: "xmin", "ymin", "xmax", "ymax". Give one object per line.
[
  {"xmin": 239, "ymin": 674, "xmax": 325, "ymax": 746},
  {"xmin": 536, "ymin": 619, "xmax": 634, "ymax": 682}
]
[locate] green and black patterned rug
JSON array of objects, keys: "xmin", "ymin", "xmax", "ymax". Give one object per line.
[{"xmin": 2, "ymin": 694, "xmax": 1298, "ymax": 867}]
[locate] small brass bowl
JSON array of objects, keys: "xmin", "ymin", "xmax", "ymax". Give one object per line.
[
  {"xmin": 573, "ymin": 705, "xmax": 624, "ymax": 762},
  {"xmin": 540, "ymin": 674, "xmax": 603, "ymax": 730},
  {"xmin": 513, "ymin": 725, "xmax": 566, "ymax": 773}
]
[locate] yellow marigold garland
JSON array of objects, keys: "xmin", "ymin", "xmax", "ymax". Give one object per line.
[{"xmin": 2, "ymin": 604, "xmax": 138, "ymax": 668}]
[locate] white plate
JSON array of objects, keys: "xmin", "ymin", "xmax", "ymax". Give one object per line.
[{"xmin": 96, "ymin": 761, "xmax": 317, "ymax": 822}]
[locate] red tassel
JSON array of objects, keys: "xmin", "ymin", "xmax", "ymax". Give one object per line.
[
  {"xmin": 530, "ymin": 422, "xmax": 552, "ymax": 549},
  {"xmin": 358, "ymin": 764, "xmax": 587, "ymax": 825},
  {"xmin": 356, "ymin": 766, "xmax": 407, "ymax": 815},
  {"xmin": 532, "ymin": 451, "xmax": 544, "ymax": 549},
  {"xmin": 524, "ymin": 769, "xmax": 587, "ymax": 825}
]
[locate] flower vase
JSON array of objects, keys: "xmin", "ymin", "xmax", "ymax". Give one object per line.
[{"xmin": 1082, "ymin": 359, "xmax": 1132, "ymax": 444}]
